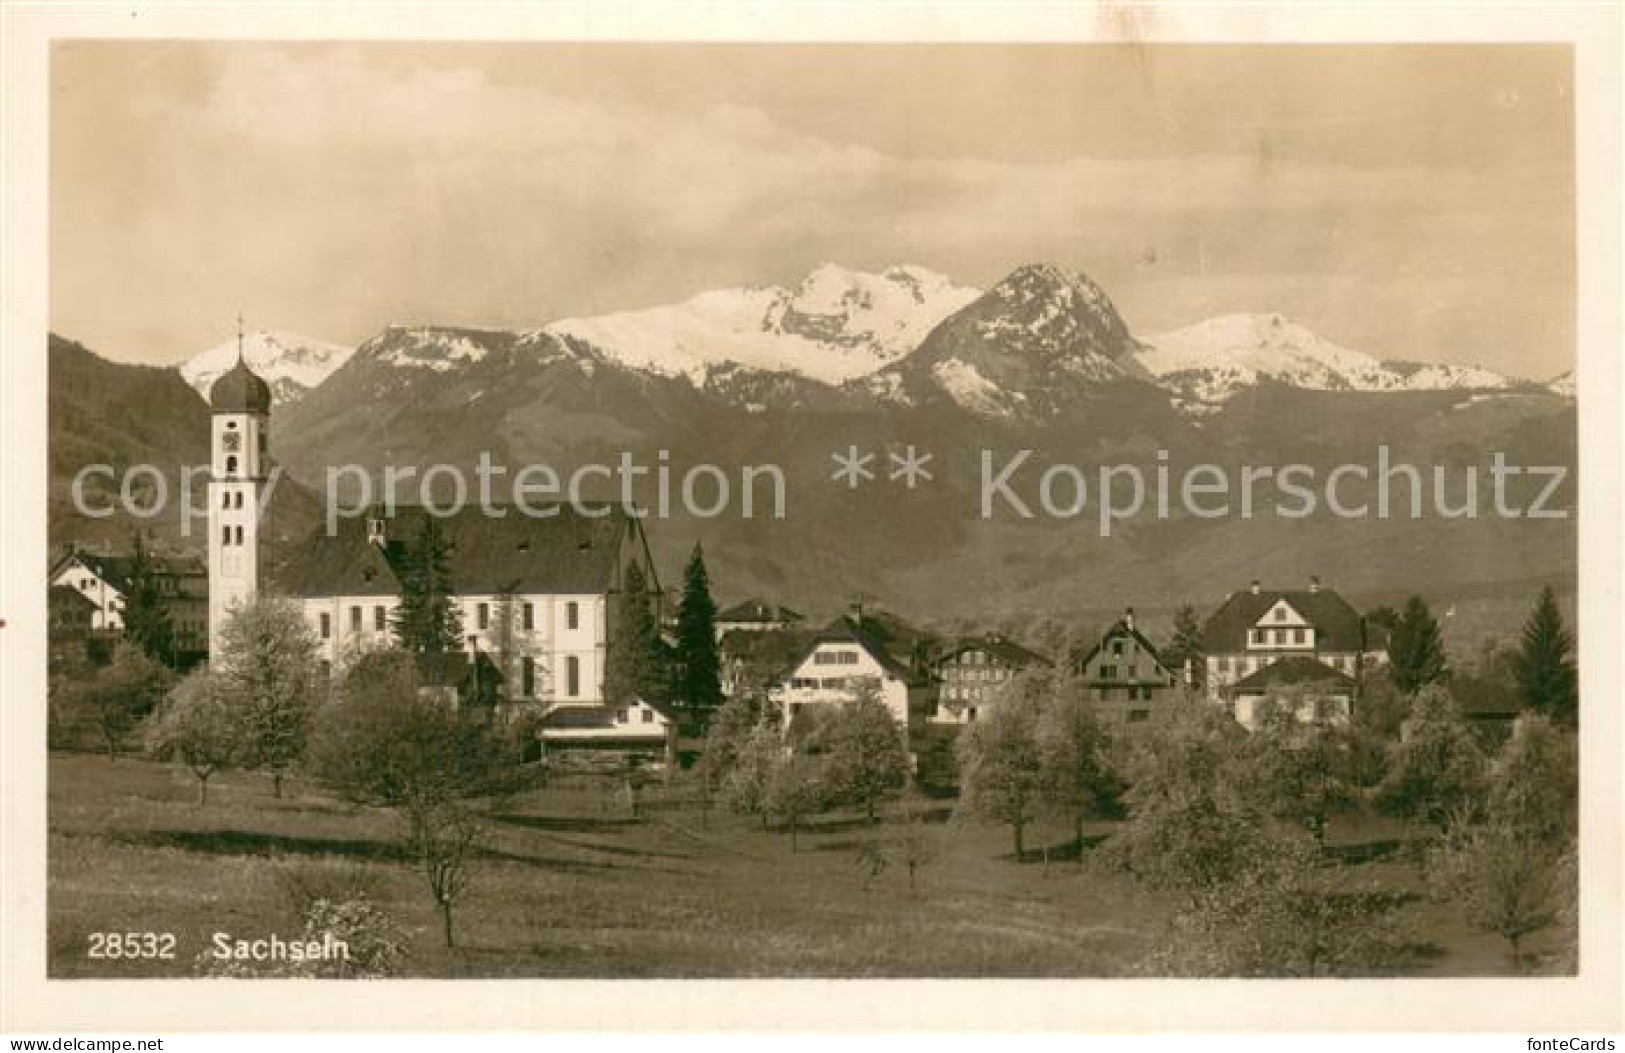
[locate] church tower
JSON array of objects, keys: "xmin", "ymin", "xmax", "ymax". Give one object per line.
[{"xmin": 206, "ymin": 320, "xmax": 273, "ymax": 656}]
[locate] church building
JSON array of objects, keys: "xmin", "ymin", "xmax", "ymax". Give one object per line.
[{"xmin": 203, "ymin": 346, "xmax": 661, "ymax": 712}]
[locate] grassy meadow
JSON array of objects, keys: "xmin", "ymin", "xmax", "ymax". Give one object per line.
[{"xmin": 48, "ymin": 750, "xmax": 1539, "ymax": 979}]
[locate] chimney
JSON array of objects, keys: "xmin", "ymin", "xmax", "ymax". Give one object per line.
[
  {"xmin": 1309, "ymin": 575, "xmax": 1321, "ymax": 594},
  {"xmin": 1250, "ymin": 579, "xmax": 1262, "ymax": 595},
  {"xmin": 1123, "ymin": 606, "xmax": 1135, "ymax": 631},
  {"xmin": 849, "ymin": 599, "xmax": 865, "ymax": 623}
]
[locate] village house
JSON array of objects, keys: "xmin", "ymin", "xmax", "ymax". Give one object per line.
[
  {"xmin": 1202, "ymin": 577, "xmax": 1386, "ymax": 725},
  {"xmin": 1230, "ymin": 655, "xmax": 1357, "ymax": 729},
  {"xmin": 773, "ymin": 608, "xmax": 927, "ymax": 729},
  {"xmin": 718, "ymin": 625, "xmax": 815, "ymax": 699},
  {"xmin": 48, "ymin": 547, "xmax": 209, "ymax": 662},
  {"xmin": 931, "ymin": 634, "xmax": 1052, "ymax": 725},
  {"xmin": 1075, "ymin": 609, "xmax": 1180, "ymax": 727},
  {"xmin": 538, "ymin": 696, "xmax": 681, "ymax": 760},
  {"xmin": 714, "ymin": 598, "xmax": 804, "ymax": 639},
  {"xmin": 48, "ymin": 584, "xmax": 98, "ymax": 664}
]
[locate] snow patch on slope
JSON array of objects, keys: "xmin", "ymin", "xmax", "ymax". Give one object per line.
[
  {"xmin": 931, "ymin": 358, "xmax": 1013, "ymax": 415},
  {"xmin": 1136, "ymin": 313, "xmax": 1515, "ymax": 405},
  {"xmin": 547, "ymin": 263, "xmax": 979, "ymax": 385}
]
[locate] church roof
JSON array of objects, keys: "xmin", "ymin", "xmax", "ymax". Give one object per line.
[
  {"xmin": 208, "ymin": 358, "xmax": 272, "ymax": 414},
  {"xmin": 273, "ymin": 503, "xmax": 650, "ymax": 599}
]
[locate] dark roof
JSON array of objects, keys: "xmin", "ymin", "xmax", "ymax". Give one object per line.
[
  {"xmin": 275, "ymin": 503, "xmax": 646, "ymax": 598},
  {"xmin": 542, "ymin": 698, "xmax": 677, "ymax": 729},
  {"xmin": 1202, "ymin": 586, "xmax": 1370, "ymax": 653},
  {"xmin": 49, "ymin": 584, "xmax": 98, "ymax": 611},
  {"xmin": 1075, "ymin": 618, "xmax": 1169, "ymax": 673},
  {"xmin": 1232, "ymin": 656, "xmax": 1355, "ymax": 693},
  {"xmin": 790, "ymin": 614, "xmax": 913, "ymax": 678},
  {"xmin": 208, "ymin": 358, "xmax": 273, "ymax": 414},
  {"xmin": 716, "ymin": 598, "xmax": 804, "ymax": 624},
  {"xmin": 936, "ymin": 634, "xmax": 1052, "ymax": 670},
  {"xmin": 52, "ymin": 551, "xmax": 207, "ymax": 594},
  {"xmin": 720, "ymin": 626, "xmax": 818, "ymax": 667}
]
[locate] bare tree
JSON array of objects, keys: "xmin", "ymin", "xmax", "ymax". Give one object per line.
[{"xmin": 896, "ymin": 792, "xmax": 941, "ymax": 896}]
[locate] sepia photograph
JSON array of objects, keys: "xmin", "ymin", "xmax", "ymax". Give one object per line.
[{"xmin": 2, "ymin": 2, "xmax": 1622, "ymax": 1038}]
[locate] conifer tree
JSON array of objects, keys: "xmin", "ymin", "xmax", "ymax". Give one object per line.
[
  {"xmin": 673, "ymin": 542, "xmax": 721, "ymax": 723},
  {"xmin": 604, "ymin": 561, "xmax": 667, "ymax": 705},
  {"xmin": 122, "ymin": 530, "xmax": 176, "ymax": 667},
  {"xmin": 1388, "ymin": 595, "xmax": 1449, "ymax": 695},
  {"xmin": 391, "ymin": 517, "xmax": 463, "ymax": 654},
  {"xmin": 1514, "ymin": 585, "xmax": 1577, "ymax": 728},
  {"xmin": 1163, "ymin": 604, "xmax": 1205, "ymax": 688}
]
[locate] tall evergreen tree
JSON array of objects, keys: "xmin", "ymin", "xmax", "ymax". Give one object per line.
[
  {"xmin": 391, "ymin": 517, "xmax": 463, "ymax": 654},
  {"xmin": 673, "ymin": 542, "xmax": 721, "ymax": 723},
  {"xmin": 604, "ymin": 561, "xmax": 667, "ymax": 705},
  {"xmin": 1163, "ymin": 604, "xmax": 1205, "ymax": 689},
  {"xmin": 122, "ymin": 530, "xmax": 176, "ymax": 667},
  {"xmin": 1388, "ymin": 595, "xmax": 1449, "ymax": 695},
  {"xmin": 1514, "ymin": 585, "xmax": 1577, "ymax": 727}
]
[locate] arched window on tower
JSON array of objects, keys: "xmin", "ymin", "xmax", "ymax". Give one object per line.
[
  {"xmin": 225, "ymin": 455, "xmax": 238, "ymax": 475},
  {"xmin": 221, "ymin": 525, "xmax": 231, "ymax": 546},
  {"xmin": 221, "ymin": 491, "xmax": 230, "ymax": 508},
  {"xmin": 234, "ymin": 525, "xmax": 244, "ymax": 545}
]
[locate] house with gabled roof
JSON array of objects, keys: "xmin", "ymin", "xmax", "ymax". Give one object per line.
[
  {"xmin": 1230, "ymin": 655, "xmax": 1357, "ymax": 729},
  {"xmin": 719, "ymin": 625, "xmax": 817, "ymax": 699},
  {"xmin": 932, "ymin": 634, "xmax": 1052, "ymax": 725},
  {"xmin": 274, "ymin": 502, "xmax": 660, "ymax": 710},
  {"xmin": 1202, "ymin": 576, "xmax": 1386, "ymax": 718},
  {"xmin": 773, "ymin": 607, "xmax": 928, "ymax": 729},
  {"xmin": 714, "ymin": 598, "xmax": 804, "ymax": 639},
  {"xmin": 48, "ymin": 546, "xmax": 209, "ymax": 661},
  {"xmin": 1075, "ymin": 609, "xmax": 1180, "ymax": 728}
]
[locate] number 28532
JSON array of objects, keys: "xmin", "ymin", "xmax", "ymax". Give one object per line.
[{"xmin": 88, "ymin": 932, "xmax": 176, "ymax": 959}]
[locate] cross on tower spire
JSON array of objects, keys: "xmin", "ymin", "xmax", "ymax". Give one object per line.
[{"xmin": 236, "ymin": 312, "xmax": 244, "ymax": 364}]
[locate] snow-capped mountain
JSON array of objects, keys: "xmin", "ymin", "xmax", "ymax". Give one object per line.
[
  {"xmin": 1547, "ymin": 370, "xmax": 1576, "ymax": 398},
  {"xmin": 547, "ymin": 263, "xmax": 980, "ymax": 386},
  {"xmin": 1134, "ymin": 313, "xmax": 1516, "ymax": 408},
  {"xmin": 182, "ymin": 330, "xmax": 353, "ymax": 406},
  {"xmin": 862, "ymin": 263, "xmax": 1163, "ymax": 422}
]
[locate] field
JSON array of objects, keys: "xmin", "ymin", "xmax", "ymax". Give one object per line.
[{"xmin": 48, "ymin": 751, "xmax": 1540, "ymax": 979}]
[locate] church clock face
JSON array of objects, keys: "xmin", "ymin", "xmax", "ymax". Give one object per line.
[{"xmin": 222, "ymin": 431, "xmax": 242, "ymax": 452}]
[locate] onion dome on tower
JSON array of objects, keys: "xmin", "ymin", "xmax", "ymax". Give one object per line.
[
  {"xmin": 208, "ymin": 319, "xmax": 273, "ymax": 413},
  {"xmin": 209, "ymin": 358, "xmax": 272, "ymax": 413}
]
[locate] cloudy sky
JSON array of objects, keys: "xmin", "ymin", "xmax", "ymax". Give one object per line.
[{"xmin": 51, "ymin": 42, "xmax": 1573, "ymax": 378}]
